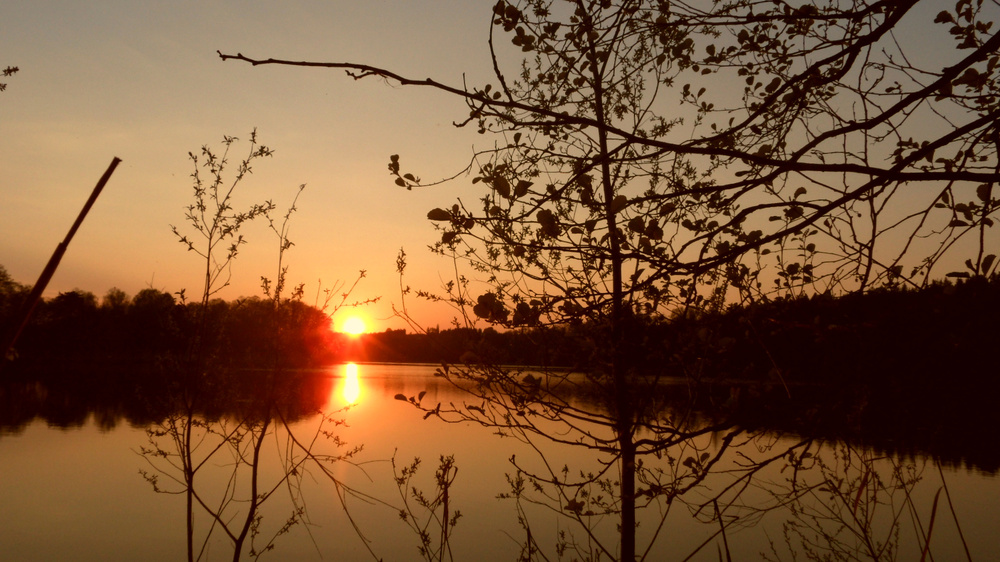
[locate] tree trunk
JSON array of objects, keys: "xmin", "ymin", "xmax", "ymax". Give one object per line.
[{"xmin": 585, "ymin": 8, "xmax": 636, "ymax": 555}]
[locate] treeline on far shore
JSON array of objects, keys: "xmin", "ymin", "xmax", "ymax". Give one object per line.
[
  {"xmin": 0, "ymin": 284, "xmax": 337, "ymax": 374},
  {"xmin": 5, "ymin": 267, "xmax": 1000, "ymax": 473},
  {"xmin": 3, "ymin": 262, "xmax": 1000, "ymax": 391},
  {"xmin": 352, "ymin": 276, "xmax": 1000, "ymax": 390}
]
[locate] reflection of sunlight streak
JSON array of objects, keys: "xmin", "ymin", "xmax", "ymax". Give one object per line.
[{"xmin": 341, "ymin": 363, "xmax": 361, "ymax": 405}]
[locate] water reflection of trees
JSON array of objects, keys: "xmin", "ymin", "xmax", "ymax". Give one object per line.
[
  {"xmin": 3, "ymin": 362, "xmax": 995, "ymax": 481},
  {"xmin": 759, "ymin": 442, "xmax": 973, "ymax": 562},
  {"xmin": 0, "ymin": 364, "xmax": 985, "ymax": 559},
  {"xmin": 391, "ymin": 358, "xmax": 977, "ymax": 560},
  {"xmin": 136, "ymin": 369, "xmax": 383, "ymax": 562},
  {"xmin": 0, "ymin": 369, "xmax": 330, "ymax": 433},
  {"xmin": 0, "ymin": 365, "xmax": 385, "ymax": 560}
]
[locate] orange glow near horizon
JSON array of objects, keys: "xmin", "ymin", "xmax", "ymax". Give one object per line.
[
  {"xmin": 340, "ymin": 315, "xmax": 368, "ymax": 335},
  {"xmin": 341, "ymin": 363, "xmax": 362, "ymax": 405}
]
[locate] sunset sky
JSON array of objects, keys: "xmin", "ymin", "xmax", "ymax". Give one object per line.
[
  {"xmin": 2, "ymin": 1, "xmax": 992, "ymax": 333},
  {"xmin": 1, "ymin": 0, "xmax": 507, "ymax": 332}
]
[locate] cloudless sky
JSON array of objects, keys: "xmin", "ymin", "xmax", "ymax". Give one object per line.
[
  {"xmin": 2, "ymin": 0, "xmax": 505, "ymax": 331},
  {"xmin": 2, "ymin": 1, "xmax": 993, "ymax": 333}
]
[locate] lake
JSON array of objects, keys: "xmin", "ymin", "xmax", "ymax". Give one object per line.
[{"xmin": 1, "ymin": 363, "xmax": 997, "ymax": 561}]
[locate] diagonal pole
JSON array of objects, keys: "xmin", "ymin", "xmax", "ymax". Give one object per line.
[{"xmin": 2, "ymin": 157, "xmax": 122, "ymax": 368}]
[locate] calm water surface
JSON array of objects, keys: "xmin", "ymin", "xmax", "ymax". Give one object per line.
[{"xmin": 1, "ymin": 363, "xmax": 997, "ymax": 561}]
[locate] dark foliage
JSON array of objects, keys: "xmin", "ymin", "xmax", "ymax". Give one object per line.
[
  {"xmin": 0, "ymin": 64, "xmax": 16, "ymax": 93},
  {"xmin": 6, "ymin": 267, "xmax": 995, "ymax": 387},
  {"xmin": 1, "ymin": 281, "xmax": 336, "ymax": 374},
  {"xmin": 348, "ymin": 277, "xmax": 1000, "ymax": 380},
  {"xmin": 345, "ymin": 325, "xmax": 583, "ymax": 366},
  {"xmin": 671, "ymin": 276, "xmax": 1000, "ymax": 385}
]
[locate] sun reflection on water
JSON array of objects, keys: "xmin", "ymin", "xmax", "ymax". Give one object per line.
[{"xmin": 340, "ymin": 363, "xmax": 362, "ymax": 405}]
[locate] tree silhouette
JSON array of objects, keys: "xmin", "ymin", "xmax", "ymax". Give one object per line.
[
  {"xmin": 135, "ymin": 132, "xmax": 390, "ymax": 562},
  {"xmin": 171, "ymin": 129, "xmax": 276, "ymax": 315},
  {"xmin": 0, "ymin": 65, "xmax": 17, "ymax": 94},
  {"xmin": 0, "ymin": 265, "xmax": 29, "ymax": 358},
  {"xmin": 220, "ymin": 1, "xmax": 1000, "ymax": 559}
]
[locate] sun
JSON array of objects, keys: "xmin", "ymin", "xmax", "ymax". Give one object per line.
[{"xmin": 340, "ymin": 315, "xmax": 368, "ymax": 335}]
